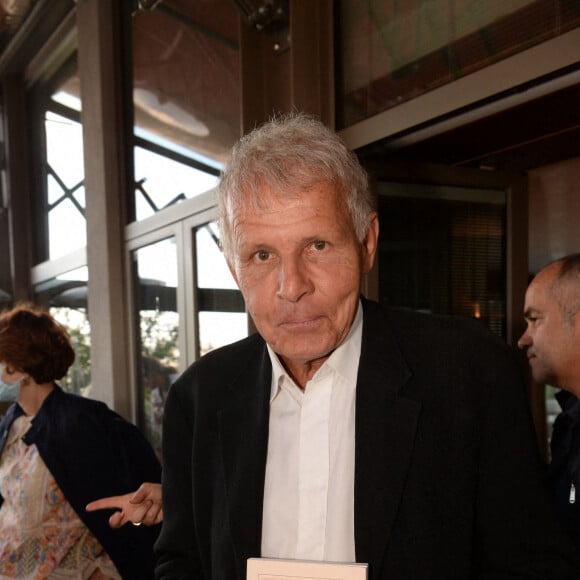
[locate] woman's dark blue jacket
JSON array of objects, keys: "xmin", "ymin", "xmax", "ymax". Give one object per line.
[{"xmin": 0, "ymin": 385, "xmax": 161, "ymax": 579}]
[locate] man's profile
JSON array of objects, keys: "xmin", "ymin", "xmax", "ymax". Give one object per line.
[{"xmin": 519, "ymin": 253, "xmax": 580, "ymax": 552}]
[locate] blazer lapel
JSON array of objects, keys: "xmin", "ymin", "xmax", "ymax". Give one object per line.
[
  {"xmin": 355, "ymin": 301, "xmax": 421, "ymax": 573},
  {"xmin": 218, "ymin": 341, "xmax": 271, "ymax": 575}
]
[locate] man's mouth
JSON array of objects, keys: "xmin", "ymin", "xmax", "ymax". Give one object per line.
[{"xmin": 279, "ymin": 316, "xmax": 323, "ymax": 329}]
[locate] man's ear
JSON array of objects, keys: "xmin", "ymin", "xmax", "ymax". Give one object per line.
[{"xmin": 361, "ymin": 212, "xmax": 379, "ymax": 275}]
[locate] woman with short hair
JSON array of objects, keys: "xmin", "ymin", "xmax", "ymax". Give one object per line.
[{"xmin": 0, "ymin": 304, "xmax": 161, "ymax": 579}]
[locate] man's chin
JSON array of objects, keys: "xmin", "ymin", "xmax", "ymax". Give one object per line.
[{"xmin": 273, "ymin": 342, "xmax": 335, "ymax": 366}]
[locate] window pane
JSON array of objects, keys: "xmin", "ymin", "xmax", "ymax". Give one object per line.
[
  {"xmin": 46, "ymin": 111, "xmax": 85, "ymax": 186},
  {"xmin": 130, "ymin": 0, "xmax": 241, "ymax": 222},
  {"xmin": 198, "ymin": 311, "xmax": 248, "ymax": 357},
  {"xmin": 48, "ymin": 197, "xmax": 87, "ymax": 259},
  {"xmin": 43, "ymin": 80, "xmax": 86, "ymax": 261},
  {"xmin": 337, "ymin": 0, "xmax": 580, "ymax": 128},
  {"xmin": 196, "ymin": 222, "xmax": 237, "ymax": 289},
  {"xmin": 194, "ymin": 222, "xmax": 246, "ymax": 357},
  {"xmin": 34, "ymin": 267, "xmax": 91, "ymax": 397},
  {"xmin": 133, "ymin": 237, "xmax": 179, "ymax": 460},
  {"xmin": 377, "ymin": 184, "xmax": 506, "ymax": 337},
  {"xmin": 134, "ymin": 146, "xmax": 219, "ymax": 221}
]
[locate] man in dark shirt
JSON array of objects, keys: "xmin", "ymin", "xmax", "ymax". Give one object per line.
[{"xmin": 518, "ymin": 253, "xmax": 580, "ymax": 548}]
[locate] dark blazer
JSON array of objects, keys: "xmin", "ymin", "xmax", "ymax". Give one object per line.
[
  {"xmin": 155, "ymin": 299, "xmax": 579, "ymax": 579},
  {"xmin": 547, "ymin": 391, "xmax": 580, "ymax": 550},
  {"xmin": 0, "ymin": 386, "xmax": 162, "ymax": 579}
]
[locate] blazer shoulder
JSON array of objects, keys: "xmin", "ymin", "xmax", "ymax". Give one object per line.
[
  {"xmin": 172, "ymin": 332, "xmax": 267, "ymax": 395},
  {"xmin": 362, "ymin": 299, "xmax": 518, "ymax": 380},
  {"xmin": 365, "ymin": 299, "xmax": 508, "ymax": 347},
  {"xmin": 41, "ymin": 386, "xmax": 115, "ymax": 422}
]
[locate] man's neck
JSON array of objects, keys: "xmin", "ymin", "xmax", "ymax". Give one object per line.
[{"xmin": 280, "ymin": 355, "xmax": 330, "ymax": 390}]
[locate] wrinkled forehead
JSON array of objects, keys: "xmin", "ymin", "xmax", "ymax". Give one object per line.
[{"xmin": 231, "ymin": 178, "xmax": 344, "ymax": 216}]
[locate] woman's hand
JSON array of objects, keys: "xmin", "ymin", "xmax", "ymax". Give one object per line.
[{"xmin": 86, "ymin": 482, "xmax": 163, "ymax": 528}]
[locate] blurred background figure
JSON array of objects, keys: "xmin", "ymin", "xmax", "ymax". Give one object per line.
[
  {"xmin": 0, "ymin": 304, "xmax": 161, "ymax": 579},
  {"xmin": 142, "ymin": 355, "xmax": 177, "ymax": 460}
]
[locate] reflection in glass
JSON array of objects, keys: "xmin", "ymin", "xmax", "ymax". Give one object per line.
[
  {"xmin": 34, "ymin": 267, "xmax": 91, "ymax": 396},
  {"xmin": 337, "ymin": 0, "xmax": 580, "ymax": 128},
  {"xmin": 377, "ymin": 185, "xmax": 506, "ymax": 337},
  {"xmin": 130, "ymin": 0, "xmax": 240, "ymax": 222},
  {"xmin": 132, "ymin": 0, "xmax": 240, "ymax": 163},
  {"xmin": 195, "ymin": 222, "xmax": 246, "ymax": 356},
  {"xmin": 133, "ymin": 238, "xmax": 179, "ymax": 459}
]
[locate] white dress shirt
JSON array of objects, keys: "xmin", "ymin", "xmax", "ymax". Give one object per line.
[{"xmin": 261, "ymin": 303, "xmax": 362, "ymax": 562}]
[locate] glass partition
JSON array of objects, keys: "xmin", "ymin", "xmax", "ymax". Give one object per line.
[
  {"xmin": 132, "ymin": 237, "xmax": 179, "ymax": 460},
  {"xmin": 337, "ymin": 0, "xmax": 580, "ymax": 128},
  {"xmin": 130, "ymin": 0, "xmax": 241, "ymax": 222},
  {"xmin": 32, "ymin": 66, "xmax": 85, "ymax": 265},
  {"xmin": 34, "ymin": 266, "xmax": 91, "ymax": 396},
  {"xmin": 45, "ymin": 106, "xmax": 86, "ymax": 259},
  {"xmin": 377, "ymin": 183, "xmax": 506, "ymax": 337},
  {"xmin": 194, "ymin": 221, "xmax": 247, "ymax": 357},
  {"xmin": 133, "ymin": 145, "xmax": 219, "ymax": 221}
]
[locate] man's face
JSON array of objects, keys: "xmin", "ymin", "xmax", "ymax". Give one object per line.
[
  {"xmin": 518, "ymin": 266, "xmax": 580, "ymax": 389},
  {"xmin": 228, "ymin": 180, "xmax": 378, "ymax": 379}
]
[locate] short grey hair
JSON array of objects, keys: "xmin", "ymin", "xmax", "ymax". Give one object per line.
[
  {"xmin": 547, "ymin": 253, "xmax": 580, "ymax": 323},
  {"xmin": 217, "ymin": 112, "xmax": 373, "ymax": 261}
]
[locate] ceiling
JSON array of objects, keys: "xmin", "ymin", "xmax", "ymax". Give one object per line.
[
  {"xmin": 366, "ymin": 73, "xmax": 580, "ymax": 174},
  {"xmin": 2, "ymin": 1, "xmax": 578, "ymax": 176}
]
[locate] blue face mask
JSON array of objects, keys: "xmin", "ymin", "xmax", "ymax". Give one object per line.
[{"xmin": 0, "ymin": 362, "xmax": 22, "ymax": 402}]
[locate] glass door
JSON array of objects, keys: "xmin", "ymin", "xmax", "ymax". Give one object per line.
[
  {"xmin": 131, "ymin": 232, "xmax": 180, "ymax": 460},
  {"xmin": 128, "ymin": 202, "xmax": 249, "ymax": 458},
  {"xmin": 189, "ymin": 218, "xmax": 247, "ymax": 360},
  {"xmin": 376, "ymin": 182, "xmax": 507, "ymax": 337}
]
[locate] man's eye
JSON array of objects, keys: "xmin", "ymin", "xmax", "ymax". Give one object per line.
[
  {"xmin": 255, "ymin": 250, "xmax": 270, "ymax": 261},
  {"xmin": 312, "ymin": 240, "xmax": 326, "ymax": 251}
]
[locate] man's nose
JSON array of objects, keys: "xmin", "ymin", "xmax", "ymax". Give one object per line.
[
  {"xmin": 517, "ymin": 329, "xmax": 531, "ymax": 350},
  {"xmin": 277, "ymin": 257, "xmax": 313, "ymax": 302}
]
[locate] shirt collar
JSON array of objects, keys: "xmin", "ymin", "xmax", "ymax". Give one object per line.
[{"xmin": 267, "ymin": 301, "xmax": 363, "ymax": 402}]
